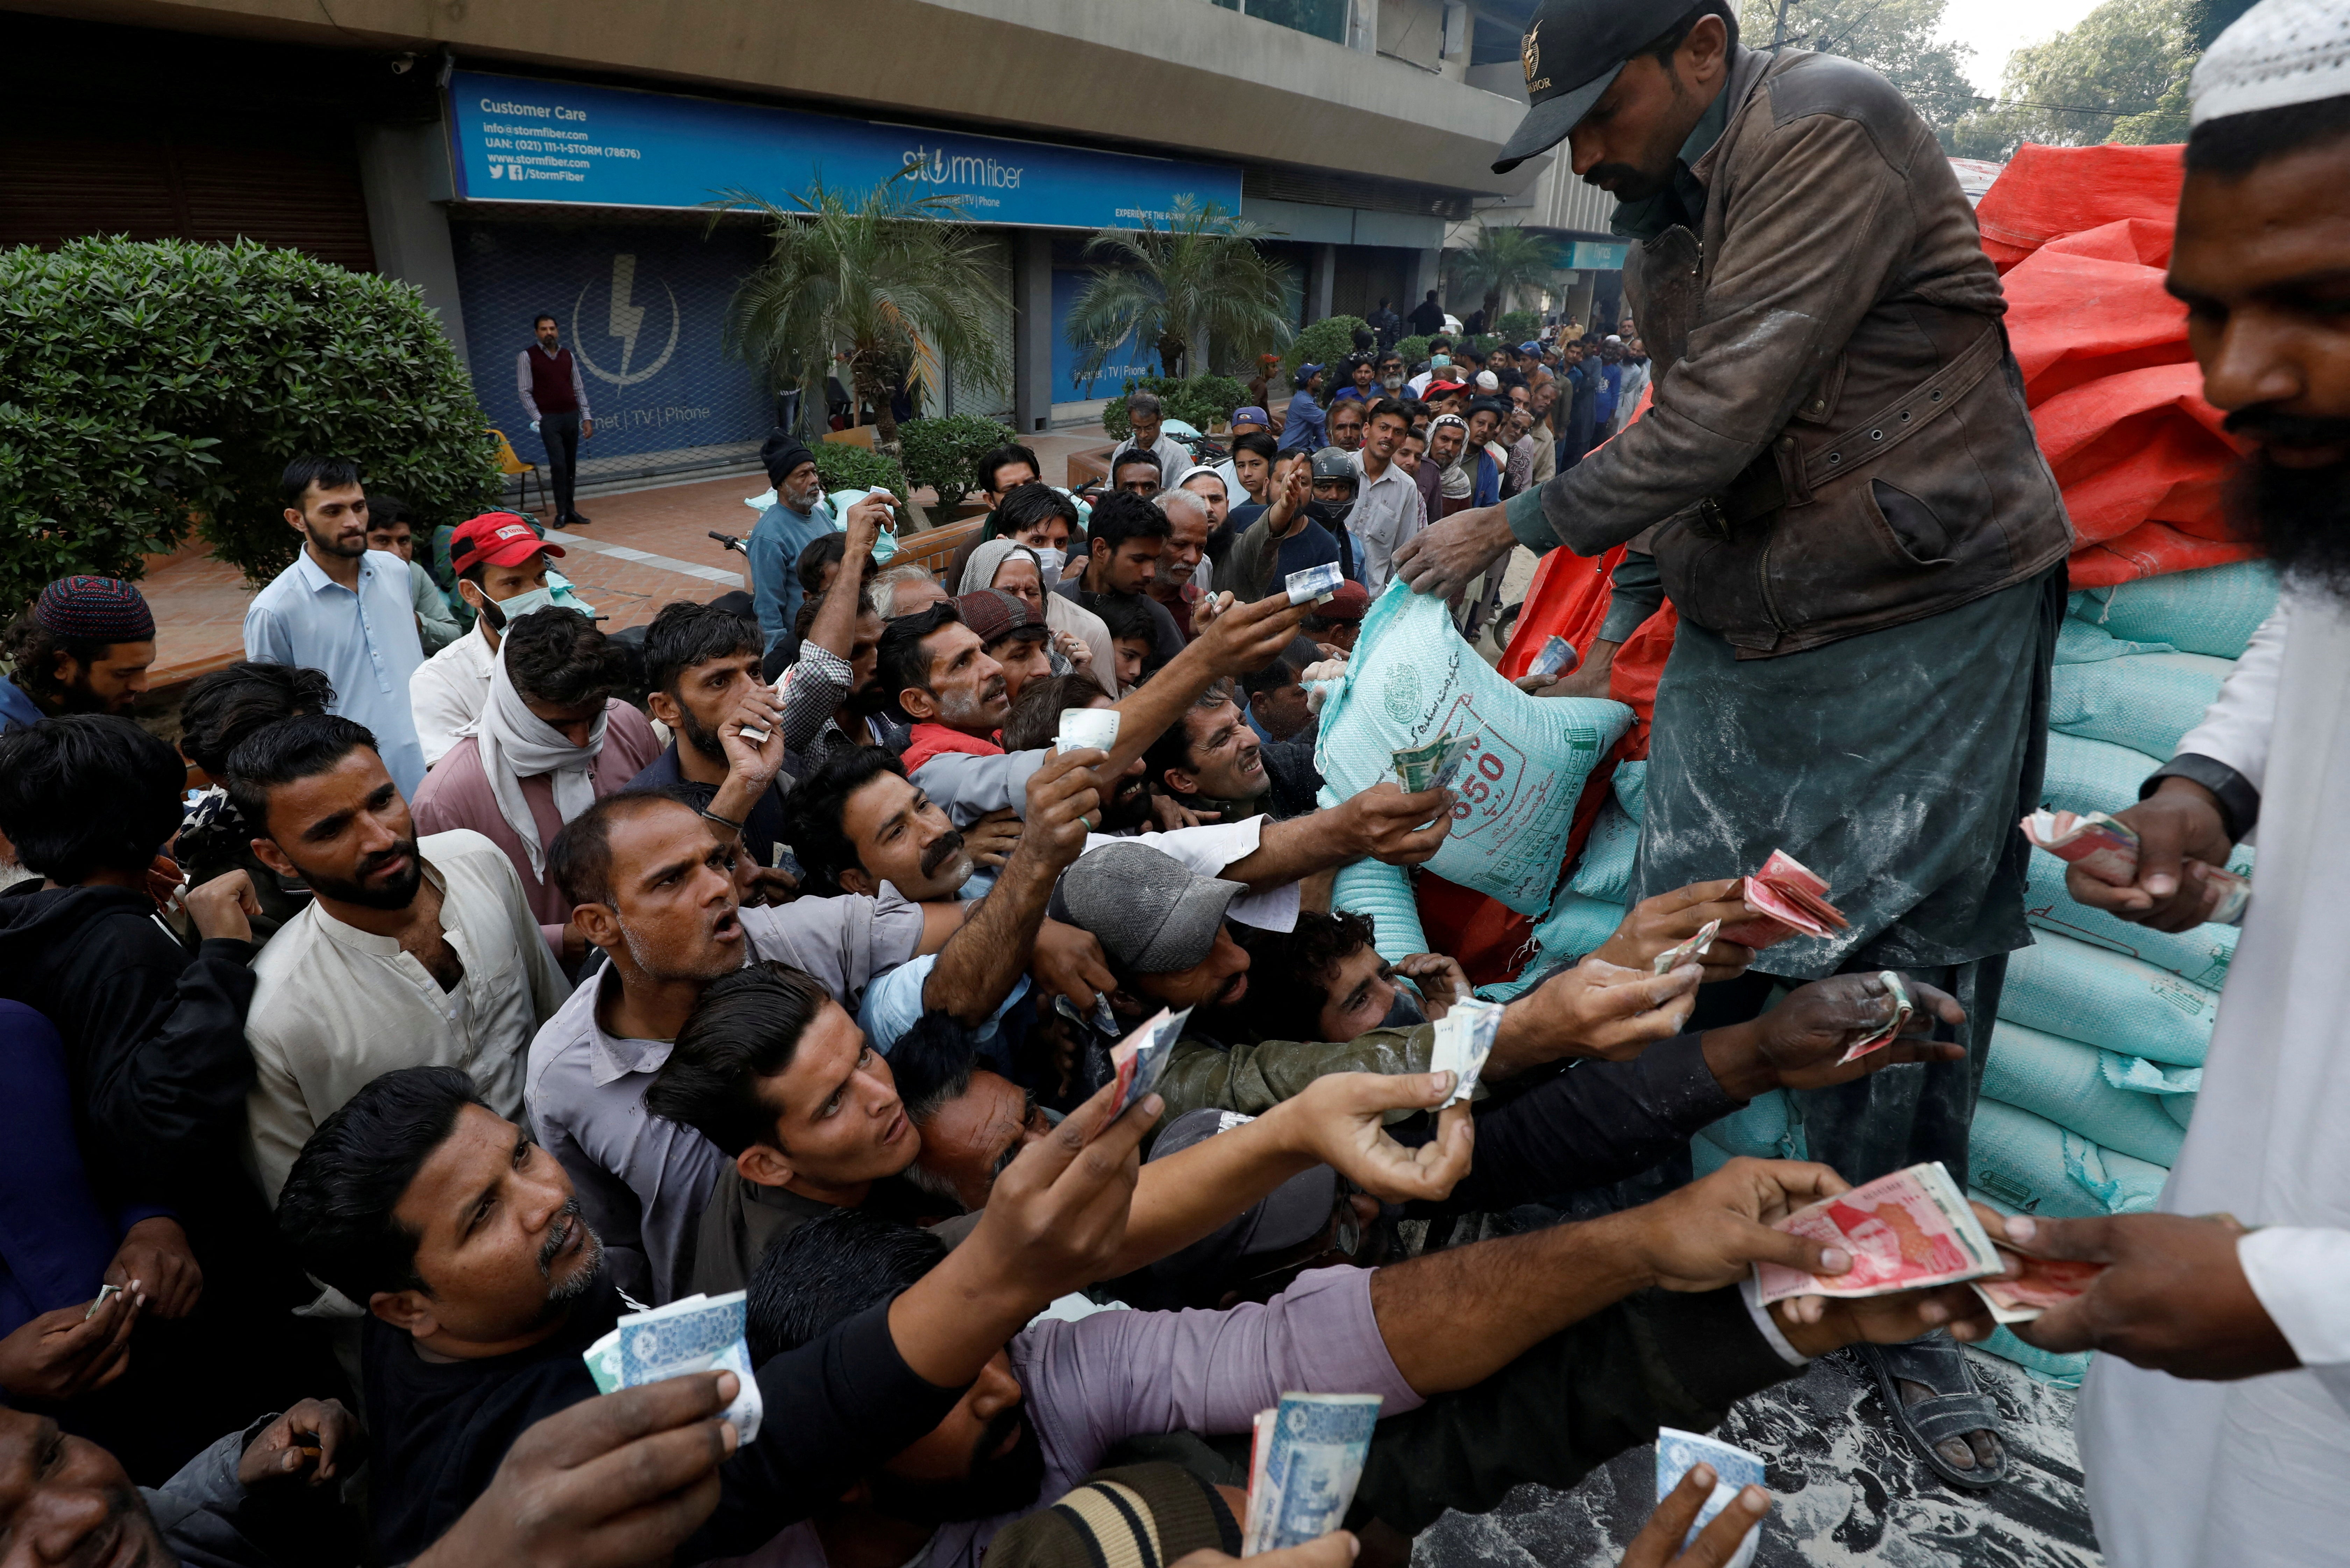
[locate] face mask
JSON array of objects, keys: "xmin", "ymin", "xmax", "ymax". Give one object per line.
[
  {"xmin": 493, "ymin": 585, "xmax": 559, "ymax": 622},
  {"xmin": 1380, "ymin": 988, "xmax": 1427, "ymax": 1030},
  {"xmin": 1031, "ymin": 545, "xmax": 1066, "ymax": 586},
  {"xmin": 1430, "ymin": 355, "xmax": 1451, "ymax": 370},
  {"xmin": 869, "ymin": 525, "xmax": 899, "ymax": 564}
]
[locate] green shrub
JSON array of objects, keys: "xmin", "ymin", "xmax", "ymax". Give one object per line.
[
  {"xmin": 812, "ymin": 442, "xmax": 914, "ymax": 528},
  {"xmin": 896, "ymin": 414, "xmax": 1017, "ymax": 511},
  {"xmin": 1496, "ymin": 310, "xmax": 1543, "ymax": 343},
  {"xmin": 1100, "ymin": 375, "xmax": 1249, "ymax": 441},
  {"xmin": 1393, "ymin": 334, "xmax": 1433, "ymax": 369},
  {"xmin": 0, "ymin": 235, "xmax": 500, "ymax": 609},
  {"xmin": 1281, "ymin": 315, "xmax": 1369, "ymax": 380}
]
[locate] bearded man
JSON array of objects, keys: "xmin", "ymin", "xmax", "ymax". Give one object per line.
[
  {"xmin": 1397, "ymin": 0, "xmax": 2074, "ymax": 1484},
  {"xmin": 1992, "ymin": 7, "xmax": 2350, "ymax": 1562},
  {"xmin": 234, "ymin": 714, "xmax": 569, "ymax": 1209}
]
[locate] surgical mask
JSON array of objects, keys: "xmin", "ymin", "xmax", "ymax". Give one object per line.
[
  {"xmin": 477, "ymin": 582, "xmax": 587, "ymax": 631},
  {"xmin": 1430, "ymin": 354, "xmax": 1451, "ymax": 370},
  {"xmin": 1380, "ymin": 989, "xmax": 1427, "ymax": 1030},
  {"xmin": 1031, "ymin": 544, "xmax": 1066, "ymax": 586}
]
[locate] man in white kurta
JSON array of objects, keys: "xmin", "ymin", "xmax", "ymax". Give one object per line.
[{"xmin": 1996, "ymin": 6, "xmax": 2350, "ymax": 1562}]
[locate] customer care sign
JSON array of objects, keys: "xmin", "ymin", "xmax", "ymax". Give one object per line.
[{"xmin": 448, "ymin": 70, "xmax": 1241, "ymax": 230}]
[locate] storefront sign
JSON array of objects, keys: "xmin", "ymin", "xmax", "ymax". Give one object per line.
[{"xmin": 449, "ymin": 70, "xmax": 1242, "ymax": 230}]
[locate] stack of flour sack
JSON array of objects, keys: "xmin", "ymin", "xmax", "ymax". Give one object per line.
[{"xmin": 1677, "ymin": 560, "xmax": 2277, "ymax": 1384}]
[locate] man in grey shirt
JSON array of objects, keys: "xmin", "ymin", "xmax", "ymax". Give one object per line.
[{"xmin": 524, "ymin": 788, "xmax": 950, "ymax": 1303}]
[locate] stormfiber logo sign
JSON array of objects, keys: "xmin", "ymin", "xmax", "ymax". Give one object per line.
[{"xmin": 448, "ymin": 70, "xmax": 1238, "ymax": 230}]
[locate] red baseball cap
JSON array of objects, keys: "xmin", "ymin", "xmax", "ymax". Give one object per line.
[{"xmin": 449, "ymin": 514, "xmax": 564, "ymax": 575}]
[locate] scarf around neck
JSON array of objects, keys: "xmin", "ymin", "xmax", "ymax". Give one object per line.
[{"xmin": 474, "ymin": 645, "xmax": 607, "ymax": 878}]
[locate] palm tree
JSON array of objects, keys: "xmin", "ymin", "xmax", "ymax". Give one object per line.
[
  {"xmin": 1449, "ymin": 223, "xmax": 1564, "ymax": 327},
  {"xmin": 720, "ymin": 171, "xmax": 1009, "ymax": 446},
  {"xmin": 1063, "ymin": 197, "xmax": 1294, "ymax": 385}
]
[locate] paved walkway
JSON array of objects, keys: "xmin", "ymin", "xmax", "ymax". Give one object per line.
[{"xmin": 138, "ymin": 431, "xmax": 1112, "ymax": 691}]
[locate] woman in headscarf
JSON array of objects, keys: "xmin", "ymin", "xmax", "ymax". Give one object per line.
[{"xmin": 957, "ymin": 536, "xmax": 1116, "ymax": 695}]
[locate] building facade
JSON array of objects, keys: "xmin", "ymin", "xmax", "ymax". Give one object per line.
[{"xmin": 2, "ymin": 0, "xmax": 1545, "ymax": 487}]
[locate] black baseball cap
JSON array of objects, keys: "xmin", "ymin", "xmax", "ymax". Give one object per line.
[{"xmin": 1493, "ymin": 0, "xmax": 1695, "ymax": 173}]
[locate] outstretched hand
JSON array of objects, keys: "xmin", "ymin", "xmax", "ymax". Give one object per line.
[{"xmin": 1290, "ymin": 1071, "xmax": 1475, "ymax": 1205}]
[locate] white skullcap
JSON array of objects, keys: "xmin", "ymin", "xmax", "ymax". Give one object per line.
[
  {"xmin": 2191, "ymin": 0, "xmax": 2350, "ymax": 126},
  {"xmin": 1474, "ymin": 371, "xmax": 1501, "ymax": 391}
]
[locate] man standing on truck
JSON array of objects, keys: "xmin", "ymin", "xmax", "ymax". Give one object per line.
[{"xmin": 1395, "ymin": 0, "xmax": 2072, "ymax": 1488}]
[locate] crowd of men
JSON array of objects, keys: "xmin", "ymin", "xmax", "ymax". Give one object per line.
[{"xmin": 0, "ymin": 1, "xmax": 2342, "ymax": 1565}]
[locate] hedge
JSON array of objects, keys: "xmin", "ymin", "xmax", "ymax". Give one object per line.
[
  {"xmin": 896, "ymin": 414, "xmax": 1018, "ymax": 511},
  {"xmin": 0, "ymin": 235, "xmax": 500, "ymax": 610}
]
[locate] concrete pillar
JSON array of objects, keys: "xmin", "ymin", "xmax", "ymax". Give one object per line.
[
  {"xmin": 1310, "ymin": 243, "xmax": 1336, "ymax": 323},
  {"xmin": 1410, "ymin": 247, "xmax": 1442, "ymax": 316},
  {"xmin": 355, "ymin": 121, "xmax": 469, "ymax": 368},
  {"xmin": 1013, "ymin": 230, "xmax": 1055, "ymax": 433}
]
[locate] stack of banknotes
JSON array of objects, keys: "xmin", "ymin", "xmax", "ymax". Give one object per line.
[
  {"xmin": 1390, "ymin": 733, "xmax": 1480, "ymax": 794},
  {"xmin": 1242, "ymin": 1392, "xmax": 1381, "ymax": 1555},
  {"xmin": 2020, "ymin": 807, "xmax": 2249, "ymax": 925},
  {"xmin": 1751, "ymin": 1162, "xmax": 2101, "ymax": 1324},
  {"xmin": 1717, "ymin": 850, "xmax": 1850, "ymax": 949},
  {"xmin": 1656, "ymin": 1427, "xmax": 1766, "ymax": 1568},
  {"xmin": 583, "ymin": 1290, "xmax": 764, "ymax": 1440}
]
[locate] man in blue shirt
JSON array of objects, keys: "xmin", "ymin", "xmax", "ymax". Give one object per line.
[
  {"xmin": 1277, "ymin": 364, "xmax": 1328, "ymax": 454},
  {"xmin": 748, "ymin": 443, "xmax": 838, "ymax": 656},
  {"xmin": 242, "ymin": 457, "xmax": 427, "ymax": 795},
  {"xmin": 0, "ymin": 576, "xmax": 156, "ymax": 734}
]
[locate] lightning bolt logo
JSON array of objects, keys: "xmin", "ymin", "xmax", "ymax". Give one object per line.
[{"xmin": 606, "ymin": 253, "xmax": 646, "ymax": 380}]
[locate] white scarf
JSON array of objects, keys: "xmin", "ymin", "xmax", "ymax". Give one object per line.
[{"xmin": 473, "ymin": 644, "xmax": 607, "ymax": 878}]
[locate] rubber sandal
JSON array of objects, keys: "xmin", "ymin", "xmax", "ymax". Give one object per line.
[{"xmin": 1858, "ymin": 1340, "xmax": 2008, "ymax": 1491}]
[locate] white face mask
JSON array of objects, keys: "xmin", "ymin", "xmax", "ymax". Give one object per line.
[
  {"xmin": 1030, "ymin": 544, "xmax": 1066, "ymax": 586},
  {"xmin": 496, "ymin": 585, "xmax": 559, "ymax": 621}
]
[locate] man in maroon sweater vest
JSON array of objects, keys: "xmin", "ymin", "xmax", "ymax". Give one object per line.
[{"xmin": 517, "ymin": 313, "xmax": 596, "ymax": 527}]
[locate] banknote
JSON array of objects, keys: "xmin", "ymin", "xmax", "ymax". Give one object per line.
[
  {"xmin": 1716, "ymin": 849, "xmax": 1850, "ymax": 949},
  {"xmin": 1753, "ymin": 1161, "xmax": 2003, "ymax": 1304},
  {"xmin": 1428, "ymin": 733, "xmax": 1482, "ymax": 792},
  {"xmin": 584, "ymin": 1291, "xmax": 764, "ymax": 1441},
  {"xmin": 1527, "ymin": 635, "xmax": 1579, "ymax": 679},
  {"xmin": 1656, "ymin": 1428, "xmax": 1765, "ymax": 1568},
  {"xmin": 1393, "ymin": 733, "xmax": 1480, "ymax": 793},
  {"xmin": 2019, "ymin": 807, "xmax": 2250, "ymax": 924},
  {"xmin": 1428, "ymin": 995, "xmax": 1502, "ymax": 1106},
  {"xmin": 1285, "ymin": 563, "xmax": 1345, "ymax": 605},
  {"xmin": 1096, "ymin": 1005, "xmax": 1192, "ymax": 1137},
  {"xmin": 1652, "ymin": 919, "xmax": 1721, "ymax": 975},
  {"xmin": 1834, "ymin": 970, "xmax": 1915, "ymax": 1065},
  {"xmin": 1243, "ymin": 1393, "xmax": 1382, "ymax": 1555},
  {"xmin": 1056, "ymin": 706, "xmax": 1120, "ymax": 755},
  {"xmin": 1974, "ymin": 1252, "xmax": 2106, "ymax": 1324}
]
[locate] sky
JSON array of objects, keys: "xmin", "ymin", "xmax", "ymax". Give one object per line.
[{"xmin": 1935, "ymin": 0, "xmax": 2108, "ymax": 95}]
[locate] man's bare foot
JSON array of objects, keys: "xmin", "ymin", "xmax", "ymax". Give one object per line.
[{"xmin": 1896, "ymin": 1376, "xmax": 2000, "ymax": 1473}]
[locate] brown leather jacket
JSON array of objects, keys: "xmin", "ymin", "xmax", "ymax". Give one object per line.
[{"xmin": 1503, "ymin": 48, "xmax": 2072, "ymax": 658}]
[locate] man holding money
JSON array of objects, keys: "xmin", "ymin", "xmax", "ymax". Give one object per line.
[
  {"xmin": 1999, "ymin": 8, "xmax": 2350, "ymax": 1563},
  {"xmin": 1395, "ymin": 0, "xmax": 2072, "ymax": 1484},
  {"xmin": 273, "ymin": 1058, "xmax": 1174, "ymax": 1564}
]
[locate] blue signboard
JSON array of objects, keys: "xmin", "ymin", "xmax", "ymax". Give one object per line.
[
  {"xmin": 449, "ymin": 221, "xmax": 774, "ymax": 467},
  {"xmin": 448, "ymin": 70, "xmax": 1242, "ymax": 231},
  {"xmin": 1049, "ymin": 269, "xmax": 1159, "ymax": 405}
]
